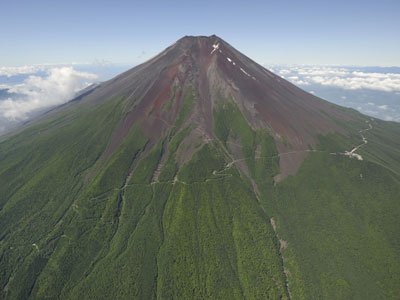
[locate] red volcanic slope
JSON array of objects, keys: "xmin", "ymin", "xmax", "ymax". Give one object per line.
[{"xmin": 75, "ymin": 35, "xmax": 349, "ymax": 178}]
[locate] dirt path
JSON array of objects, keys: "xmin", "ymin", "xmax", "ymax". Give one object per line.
[
  {"xmin": 226, "ymin": 140, "xmax": 262, "ymax": 155},
  {"xmin": 340, "ymin": 120, "xmax": 372, "ymax": 160},
  {"xmin": 225, "ymin": 149, "xmax": 319, "ymax": 168}
]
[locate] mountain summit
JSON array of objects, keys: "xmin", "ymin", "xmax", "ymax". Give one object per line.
[
  {"xmin": 73, "ymin": 35, "xmax": 347, "ymax": 178},
  {"xmin": 1, "ymin": 36, "xmax": 400, "ymax": 300}
]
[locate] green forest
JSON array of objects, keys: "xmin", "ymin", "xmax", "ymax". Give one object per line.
[{"xmin": 0, "ymin": 92, "xmax": 399, "ymax": 299}]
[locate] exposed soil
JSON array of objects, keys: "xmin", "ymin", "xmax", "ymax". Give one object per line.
[{"xmin": 65, "ymin": 35, "xmax": 354, "ymax": 181}]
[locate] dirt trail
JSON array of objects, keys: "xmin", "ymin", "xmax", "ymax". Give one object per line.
[
  {"xmin": 120, "ymin": 120, "xmax": 375, "ymax": 191},
  {"xmin": 341, "ymin": 120, "xmax": 372, "ymax": 160},
  {"xmin": 226, "ymin": 140, "xmax": 262, "ymax": 155},
  {"xmin": 225, "ymin": 149, "xmax": 319, "ymax": 168}
]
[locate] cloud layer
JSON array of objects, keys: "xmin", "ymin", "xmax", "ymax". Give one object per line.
[
  {"xmin": 0, "ymin": 67, "xmax": 97, "ymax": 120},
  {"xmin": 0, "ymin": 65, "xmax": 44, "ymax": 77},
  {"xmin": 0, "ymin": 63, "xmax": 90, "ymax": 77},
  {"xmin": 273, "ymin": 65, "xmax": 400, "ymax": 92},
  {"xmin": 265, "ymin": 65, "xmax": 400, "ymax": 122}
]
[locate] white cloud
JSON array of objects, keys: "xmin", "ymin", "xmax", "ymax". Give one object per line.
[
  {"xmin": 0, "ymin": 67, "xmax": 97, "ymax": 120},
  {"xmin": 278, "ymin": 69, "xmax": 291, "ymax": 75},
  {"xmin": 274, "ymin": 65, "xmax": 400, "ymax": 92},
  {"xmin": 0, "ymin": 63, "xmax": 89, "ymax": 77},
  {"xmin": 0, "ymin": 65, "xmax": 41, "ymax": 77},
  {"xmin": 295, "ymin": 80, "xmax": 309, "ymax": 85},
  {"xmin": 265, "ymin": 64, "xmax": 400, "ymax": 122}
]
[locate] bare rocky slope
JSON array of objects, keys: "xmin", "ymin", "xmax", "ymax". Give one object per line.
[{"xmin": 72, "ymin": 35, "xmax": 349, "ymax": 178}]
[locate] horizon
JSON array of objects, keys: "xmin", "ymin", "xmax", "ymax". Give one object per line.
[
  {"xmin": 1, "ymin": 61, "xmax": 399, "ymax": 132},
  {"xmin": 1, "ymin": 35, "xmax": 400, "ymax": 68},
  {"xmin": 1, "ymin": 1, "xmax": 399, "ymax": 132}
]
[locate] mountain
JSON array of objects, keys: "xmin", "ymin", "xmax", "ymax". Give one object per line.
[{"xmin": 1, "ymin": 35, "xmax": 399, "ymax": 300}]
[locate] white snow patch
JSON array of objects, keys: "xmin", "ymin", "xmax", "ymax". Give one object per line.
[
  {"xmin": 226, "ymin": 57, "xmax": 237, "ymax": 66},
  {"xmin": 240, "ymin": 67, "xmax": 251, "ymax": 77},
  {"xmin": 210, "ymin": 43, "xmax": 220, "ymax": 54}
]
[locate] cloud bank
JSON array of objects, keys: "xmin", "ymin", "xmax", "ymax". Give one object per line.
[
  {"xmin": 273, "ymin": 65, "xmax": 400, "ymax": 92},
  {"xmin": 0, "ymin": 67, "xmax": 97, "ymax": 120},
  {"xmin": 266, "ymin": 65, "xmax": 400, "ymax": 122},
  {"xmin": 0, "ymin": 63, "xmax": 89, "ymax": 77},
  {"xmin": 0, "ymin": 65, "xmax": 44, "ymax": 77}
]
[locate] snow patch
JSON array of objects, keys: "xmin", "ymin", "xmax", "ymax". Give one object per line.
[
  {"xmin": 226, "ymin": 57, "xmax": 237, "ymax": 66},
  {"xmin": 210, "ymin": 43, "xmax": 220, "ymax": 54},
  {"xmin": 240, "ymin": 67, "xmax": 251, "ymax": 77}
]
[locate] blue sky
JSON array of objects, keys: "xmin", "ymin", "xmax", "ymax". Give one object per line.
[
  {"xmin": 1, "ymin": 0, "xmax": 399, "ymax": 66},
  {"xmin": 0, "ymin": 1, "xmax": 399, "ymax": 131}
]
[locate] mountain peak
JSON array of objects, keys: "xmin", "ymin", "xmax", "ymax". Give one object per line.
[
  {"xmin": 178, "ymin": 34, "xmax": 221, "ymax": 41},
  {"xmin": 171, "ymin": 34, "xmax": 225, "ymax": 55},
  {"xmin": 2, "ymin": 35, "xmax": 399, "ymax": 300},
  {"xmin": 69, "ymin": 35, "xmax": 348, "ymax": 178}
]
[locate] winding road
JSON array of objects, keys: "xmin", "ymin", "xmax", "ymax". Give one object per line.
[{"xmin": 341, "ymin": 120, "xmax": 373, "ymax": 160}]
